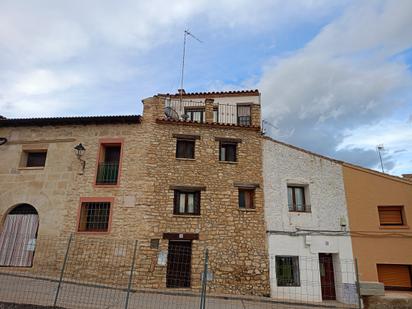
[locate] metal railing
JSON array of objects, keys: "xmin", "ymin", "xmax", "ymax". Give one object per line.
[
  {"xmin": 164, "ymin": 99, "xmax": 252, "ymax": 126},
  {"xmin": 96, "ymin": 162, "xmax": 119, "ymax": 185}
]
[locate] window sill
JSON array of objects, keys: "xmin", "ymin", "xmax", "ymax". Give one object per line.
[
  {"xmin": 379, "ymin": 225, "xmax": 409, "ymax": 230},
  {"xmin": 94, "ymin": 183, "xmax": 119, "ymax": 188},
  {"xmin": 18, "ymin": 166, "xmax": 45, "ymax": 170},
  {"xmin": 289, "ymin": 211, "xmax": 311, "ymax": 214},
  {"xmin": 219, "ymin": 161, "xmax": 238, "ymax": 164},
  {"xmin": 76, "ymin": 231, "xmax": 110, "ymax": 235},
  {"xmin": 239, "ymin": 208, "xmax": 256, "ymax": 212},
  {"xmin": 176, "ymin": 158, "xmax": 196, "ymax": 161},
  {"xmin": 172, "ymin": 214, "xmax": 201, "ymax": 218}
]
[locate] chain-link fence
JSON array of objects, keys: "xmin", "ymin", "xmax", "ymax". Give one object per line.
[{"xmin": 0, "ymin": 234, "xmax": 361, "ymax": 309}]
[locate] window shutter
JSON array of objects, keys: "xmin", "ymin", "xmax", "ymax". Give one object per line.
[
  {"xmin": 379, "ymin": 207, "xmax": 403, "ymax": 225},
  {"xmin": 173, "ymin": 191, "xmax": 179, "ymax": 214},
  {"xmin": 239, "ymin": 191, "xmax": 245, "ymax": 208},
  {"xmin": 194, "ymin": 192, "xmax": 201, "ymax": 215}
]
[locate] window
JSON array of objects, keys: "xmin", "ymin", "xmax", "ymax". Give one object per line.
[
  {"xmin": 287, "ymin": 186, "xmax": 309, "ymax": 212},
  {"xmin": 174, "ymin": 190, "xmax": 200, "ymax": 215},
  {"xmin": 96, "ymin": 143, "xmax": 121, "ymax": 185},
  {"xmin": 176, "ymin": 140, "xmax": 195, "ymax": 159},
  {"xmin": 25, "ymin": 151, "xmax": 47, "ymax": 167},
  {"xmin": 237, "ymin": 105, "xmax": 251, "ymax": 126},
  {"xmin": 276, "ymin": 256, "xmax": 300, "ymax": 287},
  {"xmin": 220, "ymin": 142, "xmax": 237, "ymax": 162},
  {"xmin": 184, "ymin": 108, "xmax": 204, "ymax": 122},
  {"xmin": 78, "ymin": 201, "xmax": 111, "ymax": 232},
  {"xmin": 238, "ymin": 189, "xmax": 255, "ymax": 209},
  {"xmin": 150, "ymin": 239, "xmax": 160, "ymax": 249},
  {"xmin": 378, "ymin": 206, "xmax": 405, "ymax": 226}
]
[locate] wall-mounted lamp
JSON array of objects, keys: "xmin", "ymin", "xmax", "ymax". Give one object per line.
[{"xmin": 74, "ymin": 143, "xmax": 86, "ymax": 174}]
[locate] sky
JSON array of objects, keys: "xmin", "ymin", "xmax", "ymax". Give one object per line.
[{"xmin": 1, "ymin": 0, "xmax": 412, "ymax": 175}]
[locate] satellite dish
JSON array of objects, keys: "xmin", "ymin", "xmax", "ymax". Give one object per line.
[
  {"xmin": 164, "ymin": 106, "xmax": 179, "ymax": 120},
  {"xmin": 0, "ymin": 137, "xmax": 7, "ymax": 146}
]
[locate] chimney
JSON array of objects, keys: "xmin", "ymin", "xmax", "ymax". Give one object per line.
[
  {"xmin": 177, "ymin": 89, "xmax": 186, "ymax": 95},
  {"xmin": 402, "ymin": 174, "xmax": 412, "ymax": 181}
]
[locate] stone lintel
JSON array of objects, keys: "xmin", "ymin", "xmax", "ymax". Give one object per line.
[
  {"xmin": 234, "ymin": 182, "xmax": 260, "ymax": 189},
  {"xmin": 172, "ymin": 133, "xmax": 200, "ymax": 140},
  {"xmin": 169, "ymin": 185, "xmax": 206, "ymax": 191},
  {"xmin": 163, "ymin": 233, "xmax": 199, "ymax": 240},
  {"xmin": 215, "ymin": 137, "xmax": 242, "ymax": 143}
]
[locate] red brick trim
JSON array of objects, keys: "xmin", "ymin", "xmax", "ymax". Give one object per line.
[
  {"xmin": 156, "ymin": 118, "xmax": 261, "ymax": 131},
  {"xmin": 93, "ymin": 138, "xmax": 124, "ymax": 188},
  {"xmin": 76, "ymin": 197, "xmax": 114, "ymax": 234}
]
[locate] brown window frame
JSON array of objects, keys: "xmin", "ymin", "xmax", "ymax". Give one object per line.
[
  {"xmin": 219, "ymin": 142, "xmax": 237, "ymax": 162},
  {"xmin": 78, "ymin": 201, "xmax": 111, "ymax": 233},
  {"xmin": 287, "ymin": 185, "xmax": 309, "ymax": 212},
  {"xmin": 238, "ymin": 188, "xmax": 255, "ymax": 209},
  {"xmin": 176, "ymin": 139, "xmax": 195, "ymax": 159},
  {"xmin": 236, "ymin": 104, "xmax": 251, "ymax": 126},
  {"xmin": 173, "ymin": 190, "xmax": 201, "ymax": 215},
  {"xmin": 378, "ymin": 206, "xmax": 405, "ymax": 226},
  {"xmin": 184, "ymin": 107, "xmax": 204, "ymax": 123},
  {"xmin": 25, "ymin": 151, "xmax": 47, "ymax": 167}
]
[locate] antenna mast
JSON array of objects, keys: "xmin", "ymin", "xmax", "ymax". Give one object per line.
[
  {"xmin": 179, "ymin": 29, "xmax": 202, "ymax": 101},
  {"xmin": 376, "ymin": 144, "xmax": 385, "ymax": 173}
]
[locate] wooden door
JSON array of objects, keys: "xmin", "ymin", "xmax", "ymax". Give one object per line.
[
  {"xmin": 166, "ymin": 241, "xmax": 192, "ymax": 288},
  {"xmin": 377, "ymin": 264, "xmax": 412, "ymax": 289},
  {"xmin": 319, "ymin": 253, "xmax": 336, "ymax": 300}
]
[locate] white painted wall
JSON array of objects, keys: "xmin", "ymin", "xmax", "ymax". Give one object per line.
[{"xmin": 263, "ymin": 138, "xmax": 356, "ymax": 304}]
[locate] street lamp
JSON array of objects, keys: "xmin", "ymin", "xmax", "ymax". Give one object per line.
[{"xmin": 74, "ymin": 143, "xmax": 86, "ymax": 174}]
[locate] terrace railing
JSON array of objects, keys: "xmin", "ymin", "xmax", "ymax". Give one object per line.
[{"xmin": 96, "ymin": 162, "xmax": 119, "ymax": 185}]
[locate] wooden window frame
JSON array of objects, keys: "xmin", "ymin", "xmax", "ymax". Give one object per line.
[
  {"xmin": 176, "ymin": 139, "xmax": 195, "ymax": 159},
  {"xmin": 94, "ymin": 138, "xmax": 124, "ymax": 188},
  {"xmin": 76, "ymin": 197, "xmax": 114, "ymax": 234},
  {"xmin": 20, "ymin": 149, "xmax": 48, "ymax": 168},
  {"xmin": 236, "ymin": 104, "xmax": 251, "ymax": 126},
  {"xmin": 238, "ymin": 188, "xmax": 255, "ymax": 210},
  {"xmin": 184, "ymin": 107, "xmax": 205, "ymax": 123},
  {"xmin": 173, "ymin": 190, "xmax": 201, "ymax": 215},
  {"xmin": 219, "ymin": 142, "xmax": 237, "ymax": 162},
  {"xmin": 378, "ymin": 206, "xmax": 405, "ymax": 226},
  {"xmin": 287, "ymin": 185, "xmax": 310, "ymax": 213}
]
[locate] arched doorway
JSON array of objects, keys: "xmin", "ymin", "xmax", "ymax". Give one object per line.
[{"xmin": 0, "ymin": 204, "xmax": 39, "ymax": 267}]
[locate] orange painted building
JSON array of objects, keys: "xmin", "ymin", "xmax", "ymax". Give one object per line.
[{"xmin": 342, "ymin": 163, "xmax": 412, "ymax": 290}]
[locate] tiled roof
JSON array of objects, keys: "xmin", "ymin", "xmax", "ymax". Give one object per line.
[
  {"xmin": 0, "ymin": 115, "xmax": 141, "ymax": 127},
  {"xmin": 159, "ymin": 89, "xmax": 260, "ymax": 98}
]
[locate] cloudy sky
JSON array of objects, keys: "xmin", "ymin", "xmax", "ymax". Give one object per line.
[{"xmin": 1, "ymin": 0, "xmax": 412, "ymax": 175}]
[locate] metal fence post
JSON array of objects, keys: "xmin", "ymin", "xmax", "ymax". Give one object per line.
[
  {"xmin": 53, "ymin": 233, "xmax": 73, "ymax": 307},
  {"xmin": 199, "ymin": 248, "xmax": 209, "ymax": 309},
  {"xmin": 125, "ymin": 240, "xmax": 138, "ymax": 309},
  {"xmin": 354, "ymin": 258, "xmax": 362, "ymax": 309}
]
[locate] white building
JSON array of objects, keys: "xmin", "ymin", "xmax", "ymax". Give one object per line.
[{"xmin": 263, "ymin": 137, "xmax": 357, "ymax": 304}]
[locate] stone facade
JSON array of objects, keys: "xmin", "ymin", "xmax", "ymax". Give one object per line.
[{"xmin": 0, "ymin": 91, "xmax": 270, "ymax": 296}]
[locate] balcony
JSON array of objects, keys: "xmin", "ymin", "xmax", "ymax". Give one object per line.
[
  {"xmin": 96, "ymin": 162, "xmax": 119, "ymax": 185},
  {"xmin": 164, "ymin": 99, "xmax": 253, "ymax": 126}
]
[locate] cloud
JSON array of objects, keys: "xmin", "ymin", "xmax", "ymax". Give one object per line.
[
  {"xmin": 259, "ymin": 0, "xmax": 412, "ymax": 174},
  {"xmin": 0, "ymin": 0, "xmax": 345, "ymax": 118}
]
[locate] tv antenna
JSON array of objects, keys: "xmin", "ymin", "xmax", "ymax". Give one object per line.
[
  {"xmin": 179, "ymin": 29, "xmax": 202, "ymax": 101},
  {"xmin": 376, "ymin": 144, "xmax": 385, "ymax": 173}
]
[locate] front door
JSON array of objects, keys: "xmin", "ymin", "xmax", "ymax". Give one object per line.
[
  {"xmin": 319, "ymin": 253, "xmax": 336, "ymax": 300},
  {"xmin": 166, "ymin": 241, "xmax": 192, "ymax": 288}
]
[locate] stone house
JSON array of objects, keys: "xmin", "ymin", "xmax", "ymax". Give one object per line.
[
  {"xmin": 0, "ymin": 90, "xmax": 270, "ymax": 296},
  {"xmin": 263, "ymin": 137, "xmax": 356, "ymax": 304}
]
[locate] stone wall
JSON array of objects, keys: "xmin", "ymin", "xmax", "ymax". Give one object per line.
[
  {"xmin": 0, "ymin": 94, "xmax": 270, "ymax": 296},
  {"xmin": 139, "ymin": 96, "xmax": 270, "ymax": 295}
]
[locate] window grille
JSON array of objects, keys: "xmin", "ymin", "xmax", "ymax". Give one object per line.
[{"xmin": 78, "ymin": 202, "xmax": 111, "ymax": 232}]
